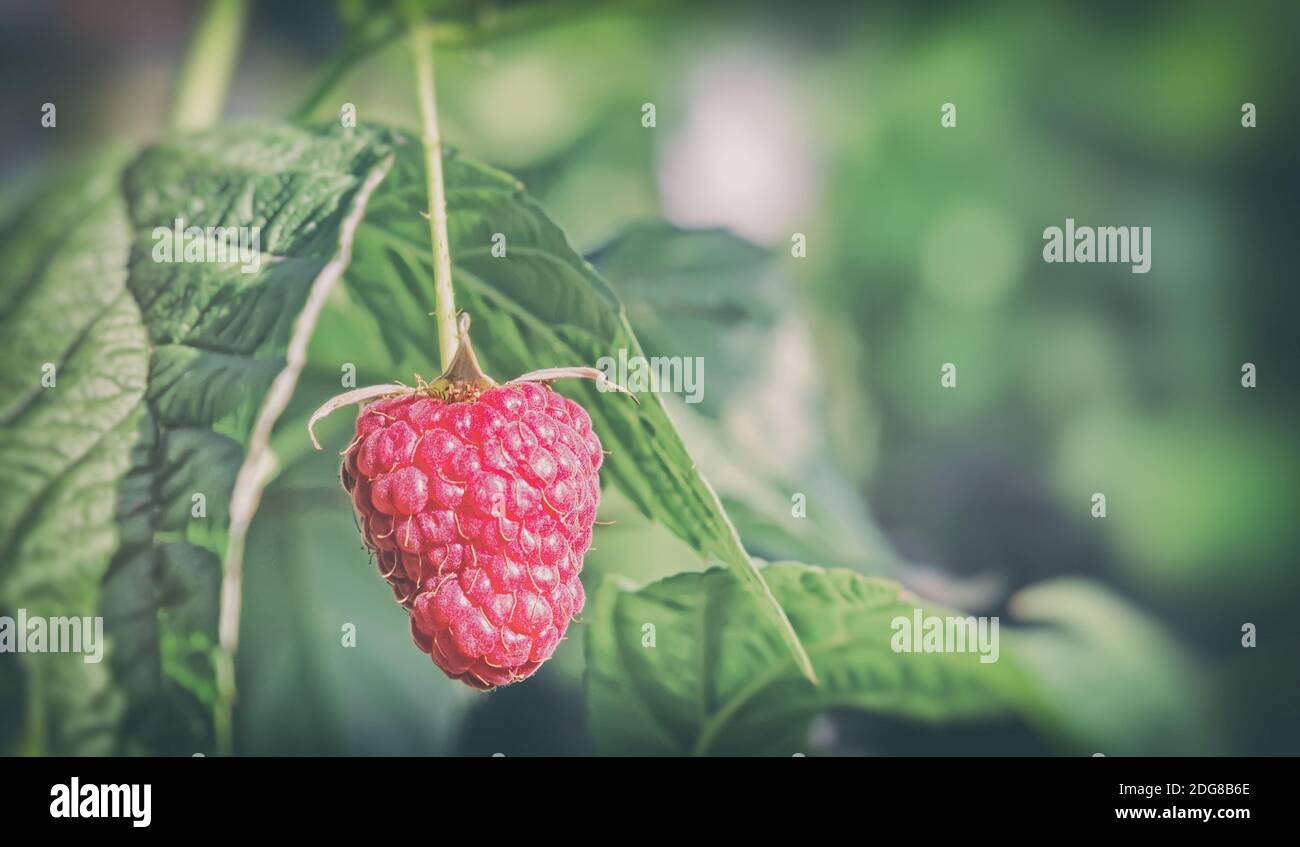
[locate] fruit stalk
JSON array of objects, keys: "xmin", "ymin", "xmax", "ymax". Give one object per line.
[
  {"xmin": 169, "ymin": 0, "xmax": 249, "ymax": 131},
  {"xmin": 410, "ymin": 21, "xmax": 459, "ymax": 370}
]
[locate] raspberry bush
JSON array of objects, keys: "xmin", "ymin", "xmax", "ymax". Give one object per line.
[{"xmin": 1, "ymin": 1, "xmax": 1189, "ymax": 759}]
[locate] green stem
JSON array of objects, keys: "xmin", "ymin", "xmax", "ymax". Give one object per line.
[
  {"xmin": 291, "ymin": 17, "xmax": 400, "ymax": 125},
  {"xmin": 169, "ymin": 0, "xmax": 249, "ymax": 132},
  {"xmin": 291, "ymin": 40, "xmax": 369, "ymax": 125},
  {"xmin": 290, "ymin": 2, "xmax": 599, "ymax": 126},
  {"xmin": 409, "ymin": 23, "xmax": 459, "ymax": 370}
]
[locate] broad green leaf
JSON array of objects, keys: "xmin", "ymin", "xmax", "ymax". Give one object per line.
[
  {"xmin": 585, "ymin": 562, "xmax": 1041, "ymax": 755},
  {"xmin": 340, "ymin": 136, "xmax": 814, "ymax": 681},
  {"xmin": 0, "ymin": 124, "xmax": 392, "ymax": 753},
  {"xmin": 588, "ymin": 221, "xmax": 777, "ymax": 417},
  {"xmin": 0, "ymin": 149, "xmax": 144, "ymax": 754},
  {"xmin": 1007, "ymin": 578, "xmax": 1219, "ymax": 754},
  {"xmin": 590, "ymin": 222, "xmax": 904, "ymax": 574}
]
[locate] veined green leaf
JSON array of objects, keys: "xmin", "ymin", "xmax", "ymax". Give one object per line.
[
  {"xmin": 585, "ymin": 562, "xmax": 1040, "ymax": 755},
  {"xmin": 0, "ymin": 124, "xmax": 393, "ymax": 753},
  {"xmin": 586, "ymin": 563, "xmax": 1217, "ymax": 756}
]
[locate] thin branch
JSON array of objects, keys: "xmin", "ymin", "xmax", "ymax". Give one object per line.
[
  {"xmin": 291, "ymin": 16, "xmax": 400, "ymax": 125},
  {"xmin": 169, "ymin": 0, "xmax": 249, "ymax": 132},
  {"xmin": 410, "ymin": 22, "xmax": 459, "ymax": 370},
  {"xmin": 289, "ymin": 1, "xmax": 606, "ymax": 124},
  {"xmin": 213, "ymin": 154, "xmax": 393, "ymax": 756}
]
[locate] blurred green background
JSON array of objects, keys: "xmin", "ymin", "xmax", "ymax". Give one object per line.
[{"xmin": 1, "ymin": 0, "xmax": 1297, "ymax": 755}]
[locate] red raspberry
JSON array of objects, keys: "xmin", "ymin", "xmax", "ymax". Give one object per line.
[
  {"xmin": 341, "ymin": 381, "xmax": 603, "ymax": 689},
  {"xmin": 311, "ymin": 313, "xmax": 631, "ymax": 689}
]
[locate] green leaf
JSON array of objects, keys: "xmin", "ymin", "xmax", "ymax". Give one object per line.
[
  {"xmin": 0, "ymin": 124, "xmax": 393, "ymax": 753},
  {"xmin": 0, "ymin": 149, "xmax": 144, "ymax": 754},
  {"xmin": 340, "ymin": 136, "xmax": 815, "ymax": 681},
  {"xmin": 585, "ymin": 562, "xmax": 1040, "ymax": 755},
  {"xmin": 1007, "ymin": 578, "xmax": 1219, "ymax": 754},
  {"xmin": 588, "ymin": 221, "xmax": 778, "ymax": 417}
]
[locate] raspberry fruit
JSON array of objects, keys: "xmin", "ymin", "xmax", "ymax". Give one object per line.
[{"xmin": 310, "ymin": 314, "xmax": 632, "ymax": 689}]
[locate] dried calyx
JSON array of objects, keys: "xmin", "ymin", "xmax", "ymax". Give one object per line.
[
  {"xmin": 307, "ymin": 312, "xmax": 635, "ymax": 450},
  {"xmin": 424, "ymin": 312, "xmax": 497, "ymax": 402}
]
